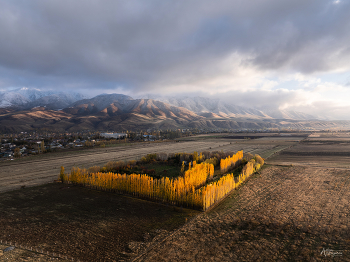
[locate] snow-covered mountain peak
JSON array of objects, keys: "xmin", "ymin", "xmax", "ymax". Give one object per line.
[{"xmin": 0, "ymin": 88, "xmax": 88, "ymax": 109}]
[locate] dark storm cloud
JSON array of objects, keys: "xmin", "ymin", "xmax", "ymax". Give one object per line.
[{"xmin": 0, "ymin": 0, "xmax": 349, "ymax": 92}]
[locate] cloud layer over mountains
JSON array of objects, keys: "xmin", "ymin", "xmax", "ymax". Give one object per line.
[
  {"xmin": 2, "ymin": 90, "xmax": 347, "ymax": 133},
  {"xmin": 1, "ymin": 1, "xmax": 350, "ymax": 119}
]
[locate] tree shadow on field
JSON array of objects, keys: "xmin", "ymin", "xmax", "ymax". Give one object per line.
[{"xmin": 0, "ymin": 183, "xmax": 199, "ymax": 262}]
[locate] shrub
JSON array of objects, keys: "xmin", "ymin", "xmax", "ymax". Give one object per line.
[
  {"xmin": 59, "ymin": 166, "xmax": 65, "ymax": 182},
  {"xmin": 204, "ymin": 157, "xmax": 218, "ymax": 167},
  {"xmin": 244, "ymin": 152, "xmax": 254, "ymax": 161},
  {"xmin": 156, "ymin": 152, "xmax": 168, "ymax": 161},
  {"xmin": 88, "ymin": 166, "xmax": 101, "ymax": 174},
  {"xmin": 84, "ymin": 141, "xmax": 93, "ymax": 147},
  {"xmin": 254, "ymin": 155, "xmax": 264, "ymax": 166},
  {"xmin": 192, "ymin": 151, "xmax": 199, "ymax": 162},
  {"xmin": 141, "ymin": 153, "xmax": 157, "ymax": 163}
]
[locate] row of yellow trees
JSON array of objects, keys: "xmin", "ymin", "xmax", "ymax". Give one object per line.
[
  {"xmin": 60, "ymin": 151, "xmax": 263, "ymax": 210},
  {"xmin": 60, "ymin": 161, "xmax": 214, "ymax": 209},
  {"xmin": 220, "ymin": 150, "xmax": 243, "ymax": 174},
  {"xmin": 201, "ymin": 157, "xmax": 261, "ymax": 210}
]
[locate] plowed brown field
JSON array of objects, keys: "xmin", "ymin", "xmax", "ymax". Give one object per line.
[{"xmin": 135, "ymin": 166, "xmax": 350, "ymax": 261}]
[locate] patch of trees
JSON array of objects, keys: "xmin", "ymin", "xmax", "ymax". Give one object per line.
[
  {"xmin": 220, "ymin": 150, "xmax": 243, "ymax": 174},
  {"xmin": 201, "ymin": 157, "xmax": 261, "ymax": 210},
  {"xmin": 60, "ymin": 161, "xmax": 214, "ymax": 209},
  {"xmin": 59, "ymin": 150, "xmax": 264, "ymax": 211}
]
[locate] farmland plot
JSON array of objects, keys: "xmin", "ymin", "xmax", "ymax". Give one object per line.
[
  {"xmin": 268, "ymin": 139, "xmax": 350, "ymax": 168},
  {"xmin": 135, "ymin": 166, "xmax": 350, "ymax": 261}
]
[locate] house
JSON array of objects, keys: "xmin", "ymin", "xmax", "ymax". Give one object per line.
[{"xmin": 50, "ymin": 142, "xmax": 63, "ymax": 149}]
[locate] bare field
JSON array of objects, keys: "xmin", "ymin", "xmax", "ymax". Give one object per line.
[
  {"xmin": 268, "ymin": 135, "xmax": 350, "ymax": 168},
  {"xmin": 135, "ymin": 166, "xmax": 350, "ymax": 261},
  {"xmin": 283, "ymin": 143, "xmax": 350, "ymax": 154},
  {"xmin": 268, "ymin": 155, "xmax": 350, "ymax": 169},
  {"xmin": 0, "ymin": 183, "xmax": 199, "ymax": 262},
  {"xmin": 0, "ymin": 136, "xmax": 302, "ymax": 193},
  {"xmin": 308, "ymin": 132, "xmax": 350, "ymax": 139}
]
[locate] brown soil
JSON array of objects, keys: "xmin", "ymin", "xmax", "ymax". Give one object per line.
[
  {"xmin": 135, "ymin": 166, "xmax": 350, "ymax": 261},
  {"xmin": 0, "ymin": 183, "xmax": 199, "ymax": 262}
]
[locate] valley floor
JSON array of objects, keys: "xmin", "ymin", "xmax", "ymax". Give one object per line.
[{"xmin": 1, "ymin": 132, "xmax": 350, "ymax": 261}]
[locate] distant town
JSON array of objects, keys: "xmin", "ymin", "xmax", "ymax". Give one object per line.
[{"xmin": 0, "ymin": 129, "xmax": 191, "ymax": 160}]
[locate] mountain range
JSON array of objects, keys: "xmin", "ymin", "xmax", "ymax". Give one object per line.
[
  {"xmin": 0, "ymin": 88, "xmax": 348, "ymax": 132},
  {"xmin": 0, "ymin": 88, "xmax": 87, "ymax": 109},
  {"xmin": 151, "ymin": 96, "xmax": 319, "ymax": 120}
]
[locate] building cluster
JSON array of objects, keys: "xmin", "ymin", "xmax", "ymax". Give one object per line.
[
  {"xmin": 0, "ymin": 131, "xmax": 100, "ymax": 161},
  {"xmin": 0, "ymin": 129, "xmax": 184, "ymax": 160}
]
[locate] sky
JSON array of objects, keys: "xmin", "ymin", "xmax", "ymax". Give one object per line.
[{"xmin": 1, "ymin": 0, "xmax": 350, "ymax": 119}]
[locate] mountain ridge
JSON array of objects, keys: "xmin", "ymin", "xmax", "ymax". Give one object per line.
[
  {"xmin": 0, "ymin": 89, "xmax": 345, "ymax": 132},
  {"xmin": 0, "ymin": 88, "xmax": 319, "ymax": 121},
  {"xmin": 0, "ymin": 88, "xmax": 88, "ymax": 110},
  {"xmin": 147, "ymin": 95, "xmax": 318, "ymax": 121}
]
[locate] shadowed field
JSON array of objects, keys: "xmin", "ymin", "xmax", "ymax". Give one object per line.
[{"xmin": 0, "ymin": 183, "xmax": 199, "ymax": 262}]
